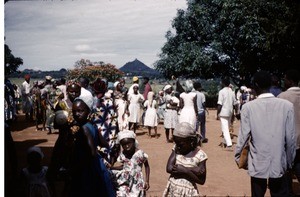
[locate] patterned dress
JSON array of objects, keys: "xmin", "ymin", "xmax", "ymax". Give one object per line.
[
  {"xmin": 113, "ymin": 149, "xmax": 148, "ymax": 197},
  {"xmin": 163, "ymin": 148, "xmax": 208, "ymax": 197},
  {"xmin": 91, "ymin": 97, "xmax": 119, "ymax": 163}
]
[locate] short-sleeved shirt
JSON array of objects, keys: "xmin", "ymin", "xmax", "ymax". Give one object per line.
[
  {"xmin": 217, "ymin": 87, "xmax": 236, "ymax": 117},
  {"xmin": 194, "ymin": 90, "xmax": 206, "ymax": 113}
]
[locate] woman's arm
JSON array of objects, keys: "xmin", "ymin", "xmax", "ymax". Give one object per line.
[
  {"xmin": 144, "ymin": 160, "xmax": 150, "ymax": 191},
  {"xmin": 193, "ymin": 95, "xmax": 198, "ymax": 115}
]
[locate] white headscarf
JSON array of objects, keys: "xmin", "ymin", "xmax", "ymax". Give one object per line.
[
  {"xmin": 117, "ymin": 129, "xmax": 139, "ymax": 147},
  {"xmin": 174, "ymin": 122, "xmax": 197, "ymax": 138},
  {"xmin": 163, "ymin": 85, "xmax": 172, "ymax": 91},
  {"xmin": 114, "ymin": 81, "xmax": 120, "ymax": 88},
  {"xmin": 78, "ymin": 87, "xmax": 94, "ymax": 110}
]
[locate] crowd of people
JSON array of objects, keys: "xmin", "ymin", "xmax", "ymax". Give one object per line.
[{"xmin": 4, "ymin": 69, "xmax": 300, "ymax": 197}]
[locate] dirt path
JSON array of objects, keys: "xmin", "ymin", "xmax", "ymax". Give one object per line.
[{"xmin": 6, "ymin": 109, "xmax": 300, "ymax": 196}]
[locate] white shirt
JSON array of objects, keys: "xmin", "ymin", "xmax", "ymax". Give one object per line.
[{"xmin": 217, "ymin": 87, "xmax": 236, "ymax": 117}]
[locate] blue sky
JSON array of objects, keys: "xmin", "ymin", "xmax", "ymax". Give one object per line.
[{"xmin": 4, "ymin": 0, "xmax": 187, "ymax": 71}]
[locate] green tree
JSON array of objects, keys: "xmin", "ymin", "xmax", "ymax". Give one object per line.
[
  {"xmin": 5, "ymin": 44, "xmax": 23, "ymax": 76},
  {"xmin": 155, "ymin": 0, "xmax": 299, "ymax": 85}
]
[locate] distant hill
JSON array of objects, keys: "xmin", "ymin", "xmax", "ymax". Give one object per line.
[
  {"xmin": 7, "ymin": 59, "xmax": 163, "ymax": 79},
  {"xmin": 8, "ymin": 68, "xmax": 68, "ymax": 79},
  {"xmin": 119, "ymin": 59, "xmax": 161, "ymax": 78}
]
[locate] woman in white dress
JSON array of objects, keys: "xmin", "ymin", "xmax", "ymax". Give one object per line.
[
  {"xmin": 128, "ymin": 84, "xmax": 144, "ymax": 133},
  {"xmin": 178, "ymin": 80, "xmax": 197, "ymax": 130},
  {"xmin": 143, "ymin": 91, "xmax": 158, "ymax": 138}
]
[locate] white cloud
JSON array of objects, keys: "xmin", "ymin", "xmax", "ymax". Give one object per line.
[{"xmin": 4, "ymin": 0, "xmax": 187, "ymax": 71}]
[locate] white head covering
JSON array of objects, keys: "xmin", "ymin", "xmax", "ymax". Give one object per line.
[
  {"xmin": 117, "ymin": 129, "xmax": 139, "ymax": 147},
  {"xmin": 174, "ymin": 122, "xmax": 197, "ymax": 138},
  {"xmin": 163, "ymin": 85, "xmax": 172, "ymax": 91},
  {"xmin": 185, "ymin": 80, "xmax": 194, "ymax": 92},
  {"xmin": 118, "ymin": 129, "xmax": 136, "ymax": 141},
  {"xmin": 132, "ymin": 84, "xmax": 139, "ymax": 88},
  {"xmin": 114, "ymin": 81, "xmax": 120, "ymax": 88},
  {"xmin": 78, "ymin": 87, "xmax": 94, "ymax": 110},
  {"xmin": 240, "ymin": 86, "xmax": 247, "ymax": 91},
  {"xmin": 27, "ymin": 146, "xmax": 44, "ymax": 159},
  {"xmin": 45, "ymin": 75, "xmax": 52, "ymax": 81}
]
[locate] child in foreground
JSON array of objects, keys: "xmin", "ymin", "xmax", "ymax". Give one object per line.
[
  {"xmin": 163, "ymin": 122, "xmax": 208, "ymax": 197},
  {"xmin": 111, "ymin": 130, "xmax": 150, "ymax": 196},
  {"xmin": 20, "ymin": 146, "xmax": 51, "ymax": 197},
  {"xmin": 70, "ymin": 98, "xmax": 115, "ymax": 197}
]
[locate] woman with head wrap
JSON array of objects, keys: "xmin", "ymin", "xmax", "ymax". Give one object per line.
[
  {"xmin": 69, "ymin": 97, "xmax": 115, "ymax": 197},
  {"xmin": 143, "ymin": 91, "xmax": 159, "ymax": 138},
  {"xmin": 178, "ymin": 80, "xmax": 198, "ymax": 131},
  {"xmin": 89, "ymin": 77, "xmax": 119, "ymax": 166},
  {"xmin": 127, "ymin": 84, "xmax": 144, "ymax": 133},
  {"xmin": 163, "ymin": 84, "xmax": 178, "ymax": 143}
]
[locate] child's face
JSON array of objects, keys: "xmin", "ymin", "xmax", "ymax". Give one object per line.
[
  {"xmin": 120, "ymin": 138, "xmax": 135, "ymax": 155},
  {"xmin": 72, "ymin": 100, "xmax": 90, "ymax": 124},
  {"xmin": 173, "ymin": 136, "xmax": 193, "ymax": 155}
]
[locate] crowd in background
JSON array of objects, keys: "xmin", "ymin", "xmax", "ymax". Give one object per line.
[{"xmin": 4, "ymin": 69, "xmax": 300, "ymax": 196}]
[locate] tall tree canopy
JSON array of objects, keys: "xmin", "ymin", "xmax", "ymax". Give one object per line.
[
  {"xmin": 5, "ymin": 44, "xmax": 23, "ymax": 76},
  {"xmin": 155, "ymin": 0, "xmax": 299, "ymax": 85}
]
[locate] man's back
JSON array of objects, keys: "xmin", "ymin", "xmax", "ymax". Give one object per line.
[{"xmin": 240, "ymin": 93, "xmax": 295, "ymax": 178}]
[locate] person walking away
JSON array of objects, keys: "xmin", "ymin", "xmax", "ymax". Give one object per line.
[
  {"xmin": 163, "ymin": 122, "xmax": 207, "ymax": 196},
  {"xmin": 217, "ymin": 77, "xmax": 238, "ymax": 149},
  {"xmin": 235, "ymin": 71, "xmax": 296, "ymax": 197},
  {"xmin": 277, "ymin": 69, "xmax": 300, "ymax": 195},
  {"xmin": 111, "ymin": 130, "xmax": 150, "ymax": 196},
  {"xmin": 143, "ymin": 91, "xmax": 159, "ymax": 138},
  {"xmin": 193, "ymin": 81, "xmax": 208, "ymax": 143},
  {"xmin": 178, "ymin": 80, "xmax": 197, "ymax": 130}
]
